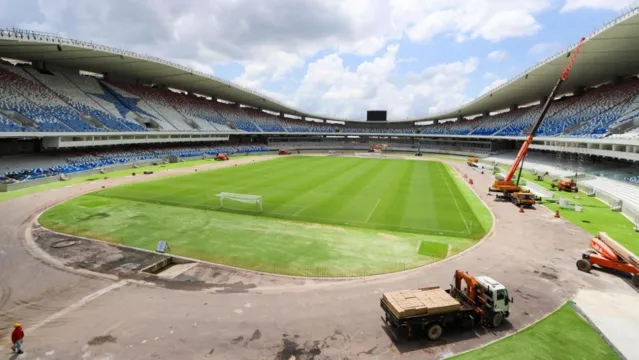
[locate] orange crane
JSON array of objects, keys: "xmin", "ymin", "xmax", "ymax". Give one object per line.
[
  {"xmin": 490, "ymin": 37, "xmax": 586, "ymax": 204},
  {"xmin": 577, "ymin": 233, "xmax": 639, "ymax": 287}
]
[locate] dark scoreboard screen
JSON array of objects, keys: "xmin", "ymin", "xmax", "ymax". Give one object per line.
[{"xmin": 367, "ymin": 110, "xmax": 387, "ymax": 121}]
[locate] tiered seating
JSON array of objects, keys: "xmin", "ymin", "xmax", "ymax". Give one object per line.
[
  {"xmin": 470, "ymin": 109, "xmax": 526, "ymax": 136},
  {"xmin": 1, "ymin": 144, "xmax": 269, "ymax": 183},
  {"xmin": 62, "ymin": 72, "xmax": 148, "ymax": 131},
  {"xmin": 211, "ymin": 103, "xmax": 260, "ymax": 132},
  {"xmin": 421, "ymin": 120, "xmax": 478, "ymax": 135},
  {"xmin": 0, "ymin": 66, "xmax": 72, "ymax": 132},
  {"xmin": 580, "ymin": 177, "xmax": 639, "ymax": 209},
  {"xmin": 280, "ymin": 118, "xmax": 335, "ymax": 133},
  {"xmin": 495, "ymin": 107, "xmax": 542, "ymax": 136},
  {"xmin": 347, "ymin": 127, "xmax": 413, "ymax": 134},
  {"xmin": 567, "ymin": 83, "xmax": 639, "ymax": 137},
  {"xmin": 109, "ymin": 83, "xmax": 197, "ymax": 130},
  {"xmin": 0, "ymin": 65, "xmax": 105, "ymax": 132},
  {"xmin": 626, "ymin": 176, "xmax": 639, "ymax": 184},
  {"xmin": 0, "ymin": 112, "xmax": 33, "ymax": 132},
  {"xmin": 25, "ymin": 68, "xmax": 146, "ymax": 132},
  {"xmin": 155, "ymin": 92, "xmax": 222, "ymax": 131},
  {"xmin": 243, "ymin": 108, "xmax": 286, "ymax": 132},
  {"xmin": 102, "ymin": 82, "xmax": 178, "ymax": 130}
]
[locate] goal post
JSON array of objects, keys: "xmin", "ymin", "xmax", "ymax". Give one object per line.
[{"xmin": 216, "ymin": 192, "xmax": 263, "ymax": 213}]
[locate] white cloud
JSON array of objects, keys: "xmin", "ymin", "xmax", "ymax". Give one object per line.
[
  {"xmin": 293, "ymin": 44, "xmax": 479, "ymax": 120},
  {"xmin": 528, "ymin": 42, "xmax": 563, "ymax": 58},
  {"xmin": 394, "ymin": 0, "xmax": 552, "ymax": 43},
  {"xmin": 560, "ymin": 0, "xmax": 637, "ymax": 12},
  {"xmin": 487, "ymin": 50, "xmax": 508, "ymax": 62},
  {"xmin": 480, "ymin": 78, "xmax": 508, "ymax": 95}
]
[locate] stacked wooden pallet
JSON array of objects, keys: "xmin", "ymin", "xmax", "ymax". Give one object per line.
[
  {"xmin": 382, "ymin": 286, "xmax": 461, "ymax": 319},
  {"xmin": 599, "ymin": 232, "xmax": 639, "ymax": 268}
]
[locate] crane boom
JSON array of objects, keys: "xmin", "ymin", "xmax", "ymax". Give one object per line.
[{"xmin": 503, "ymin": 37, "xmax": 586, "ymax": 184}]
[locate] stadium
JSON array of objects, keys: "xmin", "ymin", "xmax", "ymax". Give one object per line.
[{"xmin": 0, "ymin": 4, "xmax": 639, "ymax": 360}]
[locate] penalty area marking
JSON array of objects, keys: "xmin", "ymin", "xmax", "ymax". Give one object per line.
[{"xmin": 0, "ymin": 280, "xmax": 128, "ymax": 351}]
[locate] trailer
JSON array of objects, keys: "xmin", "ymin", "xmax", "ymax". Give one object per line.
[{"xmin": 380, "ymin": 271, "xmax": 512, "ymax": 341}]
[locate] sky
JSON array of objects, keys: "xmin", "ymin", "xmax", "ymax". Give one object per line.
[{"xmin": 0, "ymin": 0, "xmax": 637, "ymax": 121}]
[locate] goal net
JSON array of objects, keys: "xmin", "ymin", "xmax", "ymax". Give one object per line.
[{"xmin": 216, "ymin": 192, "xmax": 263, "ymax": 213}]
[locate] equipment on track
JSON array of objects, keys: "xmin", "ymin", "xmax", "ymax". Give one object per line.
[
  {"xmin": 577, "ymin": 232, "xmax": 639, "ymax": 287},
  {"xmin": 214, "ymin": 153, "xmax": 229, "ymax": 161},
  {"xmin": 278, "ymin": 149, "xmax": 292, "ymax": 155},
  {"xmin": 489, "ymin": 37, "xmax": 586, "ymax": 207},
  {"xmin": 467, "ymin": 157, "xmax": 479, "ymax": 167},
  {"xmin": 551, "ymin": 178, "xmax": 578, "ymax": 192},
  {"xmin": 381, "ymin": 270, "xmax": 511, "ymax": 341}
]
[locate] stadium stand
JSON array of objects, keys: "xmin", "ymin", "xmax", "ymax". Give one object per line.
[
  {"xmin": 1, "ymin": 59, "xmax": 639, "ymax": 138},
  {"xmin": 280, "ymin": 118, "xmax": 335, "ymax": 133},
  {"xmin": 420, "ymin": 79, "xmax": 639, "ymax": 138},
  {"xmin": 346, "ymin": 127, "xmax": 413, "ymax": 134},
  {"xmin": 1, "ymin": 144, "xmax": 268, "ymax": 183}
]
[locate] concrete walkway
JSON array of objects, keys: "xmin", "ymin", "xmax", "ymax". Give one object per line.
[{"xmin": 575, "ymin": 288, "xmax": 639, "ymax": 360}]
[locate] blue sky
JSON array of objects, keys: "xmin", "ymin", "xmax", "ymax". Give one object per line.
[{"xmin": 1, "ymin": 0, "xmax": 637, "ymax": 120}]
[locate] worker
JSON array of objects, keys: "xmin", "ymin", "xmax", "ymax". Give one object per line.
[{"xmin": 11, "ymin": 322, "xmax": 24, "ymax": 354}]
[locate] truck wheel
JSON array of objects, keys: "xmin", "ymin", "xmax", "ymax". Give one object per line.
[
  {"xmin": 426, "ymin": 323, "xmax": 443, "ymax": 341},
  {"xmin": 576, "ymin": 259, "xmax": 592, "ymax": 273},
  {"xmin": 490, "ymin": 312, "xmax": 504, "ymax": 328},
  {"xmin": 632, "ymin": 274, "xmax": 639, "ymax": 288}
]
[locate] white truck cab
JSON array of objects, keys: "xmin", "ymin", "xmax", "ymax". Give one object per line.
[{"xmin": 476, "ymin": 275, "xmax": 512, "ymax": 315}]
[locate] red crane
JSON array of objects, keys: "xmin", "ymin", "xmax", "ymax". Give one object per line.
[{"xmin": 491, "ymin": 37, "xmax": 586, "ymax": 194}]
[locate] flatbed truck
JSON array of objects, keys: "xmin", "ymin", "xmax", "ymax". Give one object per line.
[{"xmin": 380, "ymin": 271, "xmax": 512, "ymax": 341}]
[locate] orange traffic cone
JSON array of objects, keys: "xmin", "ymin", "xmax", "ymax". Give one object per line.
[
  {"xmin": 519, "ymin": 205, "xmax": 524, "ymax": 213},
  {"xmin": 554, "ymin": 210, "xmax": 560, "ymax": 218}
]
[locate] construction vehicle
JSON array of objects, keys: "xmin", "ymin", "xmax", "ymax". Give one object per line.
[
  {"xmin": 380, "ymin": 270, "xmax": 512, "ymax": 341},
  {"xmin": 577, "ymin": 232, "xmax": 639, "ymax": 287},
  {"xmin": 551, "ymin": 178, "xmax": 578, "ymax": 192},
  {"xmin": 278, "ymin": 149, "xmax": 292, "ymax": 155},
  {"xmin": 214, "ymin": 153, "xmax": 229, "ymax": 161},
  {"xmin": 496, "ymin": 191, "xmax": 536, "ymax": 208},
  {"xmin": 467, "ymin": 157, "xmax": 479, "ymax": 167},
  {"xmin": 489, "ymin": 37, "xmax": 585, "ymax": 207}
]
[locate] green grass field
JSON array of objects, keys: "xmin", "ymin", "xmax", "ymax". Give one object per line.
[
  {"xmin": 451, "ymin": 302, "xmax": 619, "ymax": 360},
  {"xmin": 40, "ymin": 156, "xmax": 490, "ymax": 276},
  {"xmin": 503, "ymin": 166, "xmax": 639, "ymax": 256}
]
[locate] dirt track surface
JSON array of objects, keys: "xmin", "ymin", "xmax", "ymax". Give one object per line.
[{"xmin": 0, "ymin": 156, "xmax": 635, "ymax": 360}]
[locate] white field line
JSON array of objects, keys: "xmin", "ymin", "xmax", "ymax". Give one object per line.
[
  {"xmin": 439, "ymin": 166, "xmax": 471, "ymax": 234},
  {"xmin": 365, "ymin": 198, "xmax": 382, "ymax": 223},
  {"xmin": 292, "ymin": 205, "xmax": 308, "ymax": 217}
]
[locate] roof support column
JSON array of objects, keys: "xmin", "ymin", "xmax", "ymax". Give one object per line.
[
  {"xmin": 159, "ymin": 84, "xmax": 169, "ymax": 90},
  {"xmin": 433, "ymin": 120, "xmax": 439, "ymax": 125},
  {"xmin": 540, "ymin": 96, "xmax": 548, "ymax": 105},
  {"xmin": 510, "ymin": 104, "xmax": 518, "ymax": 111},
  {"xmin": 103, "ymin": 72, "xmax": 111, "ymax": 81},
  {"xmin": 574, "ymin": 86, "xmax": 585, "ymax": 96},
  {"xmin": 613, "ymin": 76, "xmax": 625, "ymax": 85}
]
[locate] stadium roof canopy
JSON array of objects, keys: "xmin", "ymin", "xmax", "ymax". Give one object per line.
[{"xmin": 0, "ymin": 6, "xmax": 638, "ymax": 124}]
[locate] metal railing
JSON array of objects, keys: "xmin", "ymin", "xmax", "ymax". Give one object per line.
[{"xmin": 523, "ymin": 180, "xmax": 554, "ymax": 199}]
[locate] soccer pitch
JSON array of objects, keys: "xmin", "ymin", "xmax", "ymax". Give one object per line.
[{"xmin": 41, "ymin": 156, "xmax": 491, "ymax": 276}]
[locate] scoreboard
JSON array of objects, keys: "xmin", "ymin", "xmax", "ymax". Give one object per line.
[{"xmin": 367, "ymin": 110, "xmax": 387, "ymax": 122}]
